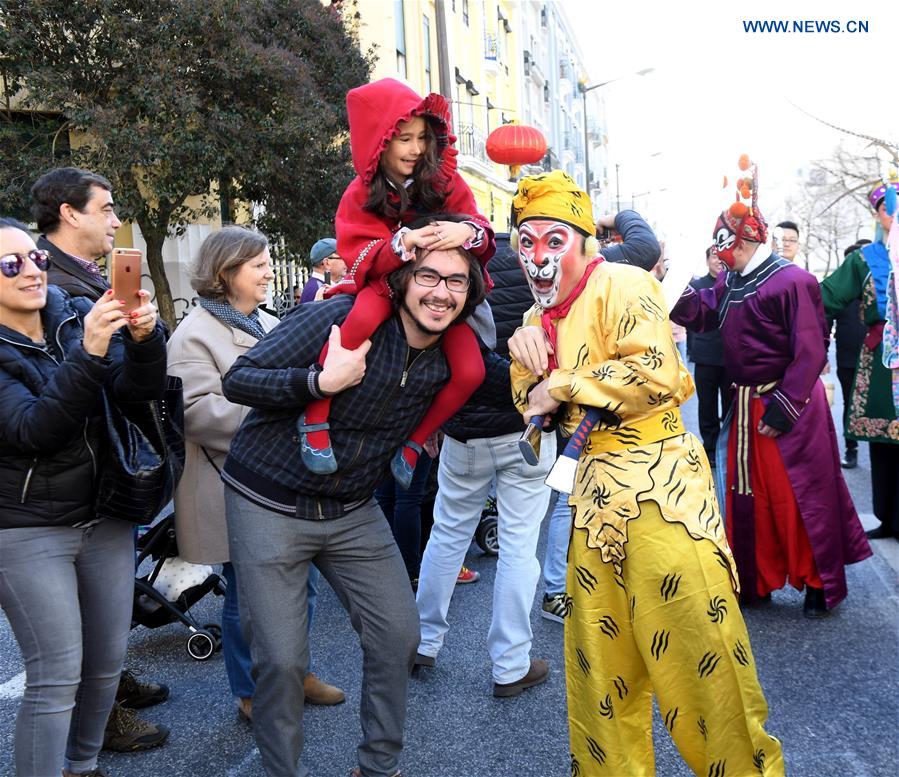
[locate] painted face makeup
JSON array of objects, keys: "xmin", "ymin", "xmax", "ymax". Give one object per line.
[
  {"xmin": 517, "ymin": 219, "xmax": 582, "ymax": 308},
  {"xmin": 712, "ymin": 214, "xmax": 739, "ymax": 269}
]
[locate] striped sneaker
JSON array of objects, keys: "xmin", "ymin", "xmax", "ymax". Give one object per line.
[{"xmin": 541, "ymin": 592, "xmax": 569, "ymax": 623}]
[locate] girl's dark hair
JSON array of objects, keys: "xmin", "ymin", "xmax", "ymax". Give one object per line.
[{"xmin": 364, "ymin": 117, "xmax": 446, "ymax": 220}]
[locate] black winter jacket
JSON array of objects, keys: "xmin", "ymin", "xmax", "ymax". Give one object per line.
[
  {"xmin": 833, "ymin": 300, "xmax": 865, "ymax": 370},
  {"xmin": 0, "ymin": 286, "xmax": 167, "ymax": 529},
  {"xmin": 487, "ymin": 235, "xmax": 535, "ymax": 358},
  {"xmin": 40, "ymin": 235, "xmax": 109, "ymax": 301},
  {"xmin": 599, "ymin": 210, "xmax": 661, "ymax": 272},
  {"xmin": 686, "ymin": 274, "xmax": 725, "ymax": 366}
]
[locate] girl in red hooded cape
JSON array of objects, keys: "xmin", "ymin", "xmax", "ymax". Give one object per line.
[{"xmin": 300, "ymin": 78, "xmax": 495, "ymax": 488}]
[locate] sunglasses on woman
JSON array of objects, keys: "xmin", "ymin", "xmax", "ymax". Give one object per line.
[{"xmin": 0, "ymin": 249, "xmax": 52, "ymax": 278}]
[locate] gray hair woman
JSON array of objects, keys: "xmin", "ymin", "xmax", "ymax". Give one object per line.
[{"xmin": 167, "ymin": 226, "xmax": 343, "ymax": 721}]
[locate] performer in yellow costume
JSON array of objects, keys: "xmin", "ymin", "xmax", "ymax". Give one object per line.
[{"xmin": 507, "ymin": 171, "xmax": 784, "ymax": 777}]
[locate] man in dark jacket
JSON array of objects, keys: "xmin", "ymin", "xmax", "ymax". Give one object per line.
[
  {"xmin": 221, "ymin": 245, "xmax": 486, "ymax": 777},
  {"xmin": 29, "ymin": 166, "xmax": 171, "ymax": 753},
  {"xmin": 688, "ymin": 245, "xmax": 731, "ymax": 462}
]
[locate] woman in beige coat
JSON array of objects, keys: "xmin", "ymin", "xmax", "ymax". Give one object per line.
[{"xmin": 167, "ymin": 226, "xmax": 343, "ymax": 720}]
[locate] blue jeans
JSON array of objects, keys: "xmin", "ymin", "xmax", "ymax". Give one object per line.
[
  {"xmin": 417, "ymin": 431, "xmax": 555, "ymax": 683},
  {"xmin": 543, "ymin": 491, "xmax": 572, "ymax": 595},
  {"xmin": 226, "ymin": 490, "xmax": 418, "ymax": 777},
  {"xmin": 221, "ymin": 562, "xmax": 321, "ymax": 700},
  {"xmin": 374, "ymin": 453, "xmax": 433, "ymax": 581},
  {"xmin": 0, "ymin": 519, "xmax": 134, "ymax": 776}
]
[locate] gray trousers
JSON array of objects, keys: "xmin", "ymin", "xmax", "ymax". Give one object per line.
[
  {"xmin": 0, "ymin": 519, "xmax": 134, "ymax": 776},
  {"xmin": 225, "ymin": 489, "xmax": 419, "ymax": 777}
]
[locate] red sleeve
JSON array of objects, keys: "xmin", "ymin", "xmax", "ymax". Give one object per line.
[{"xmin": 330, "ymin": 178, "xmax": 402, "ymax": 296}]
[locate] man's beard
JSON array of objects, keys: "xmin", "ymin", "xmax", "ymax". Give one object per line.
[{"xmin": 400, "ymin": 296, "xmax": 458, "ymax": 337}]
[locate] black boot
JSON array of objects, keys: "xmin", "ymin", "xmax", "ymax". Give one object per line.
[
  {"xmin": 865, "ymin": 524, "xmax": 896, "ymax": 540},
  {"xmin": 803, "ymin": 587, "xmax": 828, "ymax": 619},
  {"xmin": 840, "ymin": 447, "xmax": 858, "ymax": 469}
]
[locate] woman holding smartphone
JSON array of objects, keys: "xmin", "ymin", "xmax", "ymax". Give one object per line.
[{"xmin": 0, "ymin": 217, "xmax": 166, "ymax": 777}]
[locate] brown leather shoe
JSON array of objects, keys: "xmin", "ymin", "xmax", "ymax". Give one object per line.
[
  {"xmin": 493, "ymin": 658, "xmax": 549, "ymax": 698},
  {"xmin": 237, "ymin": 696, "xmax": 253, "ymax": 723},
  {"xmin": 304, "ymin": 671, "xmax": 346, "ymax": 705}
]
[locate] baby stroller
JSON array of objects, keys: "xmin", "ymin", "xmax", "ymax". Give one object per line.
[{"xmin": 133, "ymin": 513, "xmax": 227, "ymax": 661}]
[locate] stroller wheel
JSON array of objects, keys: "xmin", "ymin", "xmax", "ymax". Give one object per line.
[
  {"xmin": 203, "ymin": 623, "xmax": 223, "ymax": 650},
  {"xmin": 186, "ymin": 630, "xmax": 216, "ymax": 661},
  {"xmin": 475, "ymin": 515, "xmax": 499, "ymax": 556}
]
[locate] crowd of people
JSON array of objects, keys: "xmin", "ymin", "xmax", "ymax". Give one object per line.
[{"xmin": 0, "ymin": 76, "xmax": 896, "ymax": 777}]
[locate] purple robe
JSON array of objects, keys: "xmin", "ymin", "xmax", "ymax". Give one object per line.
[{"xmin": 672, "ymin": 253, "xmax": 871, "ymax": 609}]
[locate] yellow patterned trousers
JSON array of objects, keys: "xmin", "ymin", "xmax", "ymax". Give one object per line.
[{"xmin": 566, "ymin": 500, "xmax": 785, "ymax": 777}]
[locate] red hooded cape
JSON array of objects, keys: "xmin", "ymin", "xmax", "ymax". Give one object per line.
[{"xmin": 329, "ymin": 78, "xmax": 494, "ymax": 297}]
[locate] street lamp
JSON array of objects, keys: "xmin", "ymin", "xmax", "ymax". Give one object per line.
[{"xmin": 579, "ymin": 68, "xmax": 654, "ymax": 202}]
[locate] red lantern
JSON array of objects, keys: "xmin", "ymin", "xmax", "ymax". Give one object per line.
[{"xmin": 486, "ymin": 123, "xmax": 547, "ymax": 166}]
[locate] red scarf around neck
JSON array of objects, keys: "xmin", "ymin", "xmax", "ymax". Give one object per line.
[{"xmin": 540, "ymin": 257, "xmax": 604, "ymax": 371}]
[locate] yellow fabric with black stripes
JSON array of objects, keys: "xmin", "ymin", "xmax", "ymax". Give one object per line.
[
  {"xmin": 565, "ymin": 500, "xmax": 785, "ymax": 777},
  {"xmin": 511, "ymin": 261, "xmax": 738, "ymax": 581}
]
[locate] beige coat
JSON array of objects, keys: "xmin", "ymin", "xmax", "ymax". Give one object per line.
[{"xmin": 167, "ymin": 305, "xmax": 279, "ymax": 564}]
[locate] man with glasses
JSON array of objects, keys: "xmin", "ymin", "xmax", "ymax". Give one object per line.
[
  {"xmin": 221, "ymin": 240, "xmax": 487, "ymax": 777},
  {"xmin": 29, "ymin": 166, "xmax": 172, "ymax": 754},
  {"xmin": 772, "ymin": 220, "xmax": 801, "ymax": 264}
]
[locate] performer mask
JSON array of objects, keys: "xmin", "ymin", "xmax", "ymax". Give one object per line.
[
  {"xmin": 517, "ymin": 219, "xmax": 585, "ymax": 309},
  {"xmin": 713, "ymin": 213, "xmax": 740, "ymax": 268},
  {"xmin": 712, "ymin": 207, "xmax": 768, "ymax": 269}
]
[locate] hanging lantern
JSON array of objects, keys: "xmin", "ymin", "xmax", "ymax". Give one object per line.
[{"xmin": 486, "ymin": 123, "xmax": 548, "ymax": 167}]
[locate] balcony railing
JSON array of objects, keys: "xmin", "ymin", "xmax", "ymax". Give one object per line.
[{"xmin": 456, "ymin": 123, "xmax": 489, "ymax": 164}]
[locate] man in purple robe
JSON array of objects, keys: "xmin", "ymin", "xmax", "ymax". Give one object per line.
[{"xmin": 672, "ymin": 203, "xmax": 871, "ymax": 617}]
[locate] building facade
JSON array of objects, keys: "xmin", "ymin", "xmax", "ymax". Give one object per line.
[{"xmin": 516, "ymin": 0, "xmax": 610, "ymax": 214}]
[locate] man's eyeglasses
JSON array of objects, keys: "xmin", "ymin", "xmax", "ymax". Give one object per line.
[
  {"xmin": 412, "ymin": 268, "xmax": 470, "ymax": 293},
  {"xmin": 0, "ymin": 249, "xmax": 51, "ymax": 278},
  {"xmin": 780, "ymin": 238, "xmax": 799, "ymax": 245}
]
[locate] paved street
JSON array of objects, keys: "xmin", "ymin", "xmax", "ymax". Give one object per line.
[{"xmin": 1, "ymin": 359, "xmax": 896, "ymax": 777}]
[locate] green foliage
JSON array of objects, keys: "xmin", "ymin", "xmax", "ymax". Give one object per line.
[{"xmin": 0, "ymin": 0, "xmax": 371, "ymax": 325}]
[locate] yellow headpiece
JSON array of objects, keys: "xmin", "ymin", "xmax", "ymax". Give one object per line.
[
  {"xmin": 510, "ymin": 170, "xmax": 598, "ymax": 257},
  {"xmin": 511, "ymin": 170, "xmax": 596, "ymax": 237}
]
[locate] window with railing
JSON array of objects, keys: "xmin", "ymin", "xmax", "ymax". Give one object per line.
[
  {"xmin": 484, "ymin": 32, "xmax": 498, "ymax": 61},
  {"xmin": 456, "ymin": 123, "xmax": 489, "ymax": 164}
]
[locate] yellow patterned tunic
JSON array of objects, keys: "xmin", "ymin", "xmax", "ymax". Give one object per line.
[{"xmin": 511, "ymin": 261, "xmax": 739, "ymax": 590}]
